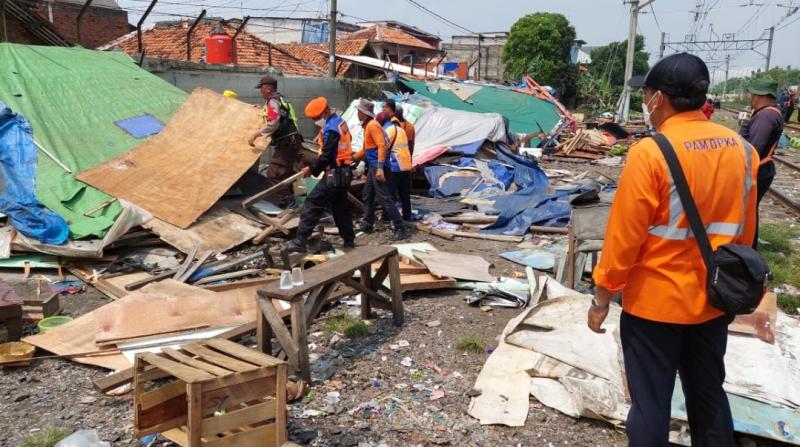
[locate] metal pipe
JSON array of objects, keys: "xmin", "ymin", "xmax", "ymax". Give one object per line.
[
  {"xmin": 76, "ymin": 0, "xmax": 94, "ymax": 47},
  {"xmin": 137, "ymin": 0, "xmax": 158, "ymax": 54},
  {"xmin": 231, "ymin": 15, "xmax": 250, "ymax": 65},
  {"xmin": 186, "ymin": 9, "xmax": 207, "ymax": 62}
]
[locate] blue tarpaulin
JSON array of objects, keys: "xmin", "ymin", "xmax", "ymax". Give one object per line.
[
  {"xmin": 423, "ymin": 165, "xmax": 480, "ymax": 197},
  {"xmin": 0, "ymin": 102, "xmax": 68, "ymax": 244},
  {"xmin": 481, "ymin": 186, "xmax": 584, "ymax": 236},
  {"xmin": 495, "ymin": 143, "xmax": 549, "ymax": 191}
]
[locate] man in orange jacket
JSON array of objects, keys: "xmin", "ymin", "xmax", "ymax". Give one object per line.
[{"xmin": 588, "ymin": 53, "xmax": 759, "ymax": 446}]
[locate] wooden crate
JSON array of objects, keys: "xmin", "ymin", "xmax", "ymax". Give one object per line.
[{"xmin": 133, "ymin": 339, "xmax": 287, "ymax": 446}]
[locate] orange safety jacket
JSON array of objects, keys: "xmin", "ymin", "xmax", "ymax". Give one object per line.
[
  {"xmin": 592, "ymin": 110, "xmax": 760, "ymax": 324},
  {"xmin": 315, "ymin": 113, "xmax": 353, "ymax": 167},
  {"xmin": 384, "ymin": 117, "xmax": 412, "ymax": 172}
]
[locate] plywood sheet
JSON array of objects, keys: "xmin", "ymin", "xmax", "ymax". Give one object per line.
[
  {"xmin": 413, "ymin": 250, "xmax": 494, "ymax": 282},
  {"xmin": 142, "ymin": 206, "xmax": 263, "ymax": 255},
  {"xmin": 76, "ymin": 88, "xmax": 264, "ymax": 228},
  {"xmin": 93, "ymin": 280, "xmax": 256, "ymax": 344},
  {"xmin": 395, "ymin": 273, "xmax": 457, "ymax": 293}
]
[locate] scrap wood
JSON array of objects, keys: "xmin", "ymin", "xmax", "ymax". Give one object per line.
[
  {"xmin": 93, "ymin": 280, "xmax": 255, "ymax": 345},
  {"xmin": 253, "ymin": 211, "xmax": 298, "ymax": 245},
  {"xmin": 142, "ymin": 205, "xmax": 263, "ymax": 255},
  {"xmin": 412, "ymin": 250, "xmax": 494, "ymax": 283},
  {"xmin": 77, "ymin": 88, "xmax": 265, "ymax": 229},
  {"xmin": 415, "ymin": 223, "xmax": 454, "ymax": 240},
  {"xmin": 193, "ymin": 268, "xmax": 263, "ymax": 285},
  {"xmin": 452, "ymin": 230, "xmax": 524, "ymax": 243},
  {"xmin": 177, "ymin": 250, "xmax": 213, "ymax": 283},
  {"xmin": 172, "ymin": 244, "xmax": 199, "ymax": 279},
  {"xmin": 242, "ymin": 171, "xmax": 303, "ymax": 209}
]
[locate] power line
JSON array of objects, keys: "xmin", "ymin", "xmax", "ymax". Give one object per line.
[
  {"xmin": 404, "ymin": 0, "xmax": 475, "ymax": 34},
  {"xmin": 122, "ymin": 0, "xmax": 322, "ymax": 16}
]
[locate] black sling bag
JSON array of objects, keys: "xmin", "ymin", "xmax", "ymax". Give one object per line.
[{"xmin": 652, "ymin": 134, "xmax": 770, "ymax": 315}]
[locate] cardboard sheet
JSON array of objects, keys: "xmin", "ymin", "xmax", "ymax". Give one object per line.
[
  {"xmin": 412, "ymin": 250, "xmax": 494, "ymax": 282},
  {"xmin": 142, "ymin": 205, "xmax": 263, "ymax": 255},
  {"xmin": 730, "ymin": 292, "xmax": 777, "ymax": 343},
  {"xmin": 77, "ymin": 88, "xmax": 264, "ymax": 228}
]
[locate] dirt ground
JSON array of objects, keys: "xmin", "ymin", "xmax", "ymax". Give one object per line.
[{"xmin": 1, "ymin": 152, "xmax": 798, "ymax": 446}]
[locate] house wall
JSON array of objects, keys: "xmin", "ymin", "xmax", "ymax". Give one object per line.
[
  {"xmin": 369, "ymin": 42, "xmax": 438, "ymax": 65},
  {"xmin": 442, "ymin": 42, "xmax": 506, "ymax": 81},
  {"xmin": 2, "ymin": 14, "xmax": 46, "ymax": 44},
  {"xmin": 246, "ymin": 17, "xmax": 358, "ymax": 44},
  {"xmin": 141, "ymin": 58, "xmax": 391, "ymax": 138},
  {"xmin": 33, "ymin": 1, "xmax": 129, "ymax": 48}
]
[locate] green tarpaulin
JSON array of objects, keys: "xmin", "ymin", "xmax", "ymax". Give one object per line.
[
  {"xmin": 400, "ymin": 79, "xmax": 561, "ymax": 135},
  {"xmin": 0, "ymin": 44, "xmax": 187, "ymax": 239}
]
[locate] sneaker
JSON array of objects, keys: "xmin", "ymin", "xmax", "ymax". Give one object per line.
[
  {"xmin": 283, "ymin": 239, "xmax": 307, "ymax": 254},
  {"xmin": 390, "ymin": 226, "xmax": 410, "ymax": 241},
  {"xmin": 357, "ymin": 222, "xmax": 374, "ymax": 234}
]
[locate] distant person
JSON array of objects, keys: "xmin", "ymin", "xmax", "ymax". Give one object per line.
[
  {"xmin": 784, "ymin": 86, "xmax": 797, "ymax": 123},
  {"xmin": 377, "ymin": 112, "xmax": 413, "ymax": 222},
  {"xmin": 383, "ymin": 99, "xmax": 416, "ymax": 157},
  {"xmin": 248, "ymin": 75, "xmax": 303, "ymax": 208},
  {"xmin": 739, "ymin": 77, "xmax": 784, "ymax": 248},
  {"xmin": 589, "ymin": 53, "xmax": 758, "ymax": 447},
  {"xmin": 702, "ymin": 97, "xmax": 715, "ymax": 119},
  {"xmin": 283, "ymin": 97, "xmax": 355, "ymax": 253},
  {"xmin": 352, "ymin": 99, "xmax": 409, "ymax": 241}
]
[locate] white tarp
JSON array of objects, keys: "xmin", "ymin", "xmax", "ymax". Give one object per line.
[{"xmin": 340, "ymin": 99, "xmax": 507, "ymax": 167}]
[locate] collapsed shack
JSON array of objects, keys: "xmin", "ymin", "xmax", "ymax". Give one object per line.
[{"xmin": 0, "ymin": 41, "xmax": 797, "ymax": 446}]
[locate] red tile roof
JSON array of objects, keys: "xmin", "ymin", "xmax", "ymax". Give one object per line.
[
  {"xmin": 277, "ymin": 38, "xmax": 370, "ymax": 78},
  {"xmin": 104, "ymin": 22, "xmax": 326, "ymax": 77},
  {"xmin": 347, "ymin": 24, "xmax": 437, "ymax": 51}
]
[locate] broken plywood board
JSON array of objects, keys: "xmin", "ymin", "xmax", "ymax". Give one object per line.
[
  {"xmin": 412, "ymin": 250, "xmax": 494, "ymax": 282},
  {"xmin": 66, "ymin": 266, "xmax": 150, "ymax": 300},
  {"xmin": 395, "ymin": 273, "xmax": 457, "ymax": 293},
  {"xmin": 93, "ymin": 280, "xmax": 255, "ymax": 345},
  {"xmin": 76, "ymin": 88, "xmax": 265, "ymax": 229},
  {"xmin": 142, "ymin": 205, "xmax": 263, "ymax": 255}
]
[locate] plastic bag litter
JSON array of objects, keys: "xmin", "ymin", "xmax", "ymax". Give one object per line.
[{"xmin": 55, "ymin": 430, "xmax": 110, "ymax": 447}]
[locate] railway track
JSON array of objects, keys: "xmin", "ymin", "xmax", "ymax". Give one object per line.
[
  {"xmin": 722, "ymin": 106, "xmax": 800, "ymax": 133},
  {"xmin": 769, "ymin": 155, "xmax": 800, "ymax": 216}
]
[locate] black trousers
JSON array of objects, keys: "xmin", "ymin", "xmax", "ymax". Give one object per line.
[
  {"xmin": 295, "ymin": 174, "xmax": 354, "ymax": 245},
  {"xmin": 621, "ymin": 311, "xmax": 735, "ymax": 447},
  {"xmin": 363, "ymin": 166, "xmax": 403, "ymax": 227},
  {"xmin": 388, "ymin": 170, "xmax": 412, "ymax": 220},
  {"xmin": 753, "ymin": 174, "xmax": 774, "ymax": 249}
]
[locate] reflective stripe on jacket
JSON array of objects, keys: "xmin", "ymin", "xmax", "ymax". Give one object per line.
[
  {"xmin": 315, "ymin": 113, "xmax": 353, "ymax": 166},
  {"xmin": 592, "ymin": 110, "xmax": 760, "ymax": 324},
  {"xmin": 384, "ymin": 118, "xmax": 412, "ymax": 172}
]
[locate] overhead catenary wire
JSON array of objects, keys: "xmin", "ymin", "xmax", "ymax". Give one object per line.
[{"xmin": 403, "ymin": 0, "xmax": 475, "ymax": 34}]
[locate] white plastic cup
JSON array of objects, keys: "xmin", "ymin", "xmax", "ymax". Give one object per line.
[
  {"xmin": 291, "ymin": 267, "xmax": 304, "ymax": 286},
  {"xmin": 279, "ymin": 271, "xmax": 293, "ymax": 289}
]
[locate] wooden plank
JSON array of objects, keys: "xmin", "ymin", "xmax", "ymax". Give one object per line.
[
  {"xmin": 125, "ymin": 269, "xmax": 179, "ymax": 292},
  {"xmin": 194, "ymin": 269, "xmax": 264, "ymax": 286},
  {"xmin": 77, "ymin": 88, "xmax": 266, "ymax": 229},
  {"xmin": 275, "ymin": 362, "xmax": 287, "ymax": 445},
  {"xmin": 396, "ymin": 274, "xmax": 457, "ymax": 293},
  {"xmin": 387, "ymin": 254, "xmax": 404, "ymax": 326},
  {"xmin": 201, "ymin": 367, "xmax": 276, "ymax": 393},
  {"xmin": 243, "ymin": 171, "xmax": 303, "ymax": 209},
  {"xmin": 202, "ymin": 376, "xmax": 276, "ymax": 414},
  {"xmin": 161, "ymin": 347, "xmax": 234, "ymax": 377},
  {"xmin": 291, "ymin": 301, "xmax": 310, "ymax": 383},
  {"xmin": 181, "ymin": 344, "xmax": 261, "ymax": 373},
  {"xmin": 144, "ymin": 206, "xmax": 263, "ymax": 256},
  {"xmin": 187, "ymin": 383, "xmax": 202, "ymax": 446},
  {"xmin": 359, "ymin": 266, "xmax": 372, "ymax": 320},
  {"xmin": 257, "ymin": 245, "xmax": 398, "ymax": 300},
  {"xmin": 304, "ymin": 283, "xmax": 336, "ymax": 327},
  {"xmin": 178, "ymin": 250, "xmax": 213, "ymax": 283},
  {"xmin": 200, "ymin": 402, "xmax": 276, "ymax": 437},
  {"xmin": 204, "ymin": 423, "xmax": 276, "ymax": 447},
  {"xmin": 415, "ymin": 223, "xmax": 455, "ymax": 240},
  {"xmin": 204, "ymin": 339, "xmax": 282, "ymax": 368},
  {"xmin": 257, "ymin": 299, "xmax": 299, "ymax": 370},
  {"xmin": 173, "ymin": 245, "xmax": 199, "ymax": 280},
  {"xmin": 139, "ymin": 380, "xmax": 187, "ymax": 411},
  {"xmin": 161, "ymin": 428, "xmax": 188, "ymax": 446},
  {"xmin": 413, "ymin": 250, "xmax": 494, "ymax": 283},
  {"xmin": 202, "ymin": 277, "xmax": 276, "ymax": 292},
  {"xmin": 140, "ymin": 352, "xmax": 216, "ymax": 383},
  {"xmin": 372, "ymin": 259, "xmax": 390, "ymax": 290},
  {"xmin": 450, "ymin": 230, "xmax": 524, "ymax": 243}
]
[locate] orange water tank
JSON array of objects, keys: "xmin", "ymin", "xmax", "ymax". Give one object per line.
[{"xmin": 205, "ymin": 31, "xmax": 232, "ymax": 64}]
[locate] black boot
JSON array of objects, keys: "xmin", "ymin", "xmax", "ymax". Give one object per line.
[
  {"xmin": 357, "ymin": 221, "xmax": 374, "ymax": 234},
  {"xmin": 283, "ymin": 239, "xmax": 307, "ymax": 254},
  {"xmin": 390, "ymin": 225, "xmax": 410, "ymax": 241},
  {"xmin": 342, "ymin": 240, "xmax": 355, "ymax": 249}
]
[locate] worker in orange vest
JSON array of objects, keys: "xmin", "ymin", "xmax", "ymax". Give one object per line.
[
  {"xmin": 588, "ymin": 53, "xmax": 758, "ymax": 446},
  {"xmin": 283, "ymin": 97, "xmax": 355, "ymax": 253},
  {"xmin": 377, "ymin": 111, "xmax": 414, "ymax": 222},
  {"xmin": 739, "ymin": 77, "xmax": 784, "ymax": 249},
  {"xmin": 352, "ymin": 99, "xmax": 409, "ymax": 241}
]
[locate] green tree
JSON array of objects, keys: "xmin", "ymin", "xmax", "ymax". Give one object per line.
[
  {"xmin": 588, "ymin": 35, "xmax": 650, "ymax": 88},
  {"xmin": 502, "ymin": 13, "xmax": 578, "ymax": 103},
  {"xmin": 710, "ymin": 66, "xmax": 800, "ymax": 103}
]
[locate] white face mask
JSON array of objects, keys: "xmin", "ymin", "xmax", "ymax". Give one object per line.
[
  {"xmin": 315, "ymin": 118, "xmax": 326, "ymax": 128},
  {"xmin": 641, "ymin": 92, "xmax": 660, "ymax": 128}
]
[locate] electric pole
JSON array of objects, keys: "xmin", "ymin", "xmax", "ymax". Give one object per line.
[
  {"xmin": 765, "ymin": 26, "xmax": 774, "ymax": 71},
  {"xmin": 618, "ymin": 0, "xmax": 655, "ymax": 123},
  {"xmin": 722, "ymin": 54, "xmax": 730, "ymax": 101},
  {"xmin": 659, "ymin": 31, "xmax": 666, "ymax": 58},
  {"xmin": 328, "ymin": 0, "xmax": 337, "ymax": 78}
]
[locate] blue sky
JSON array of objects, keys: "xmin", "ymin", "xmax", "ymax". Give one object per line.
[{"xmin": 117, "ymin": 0, "xmax": 799, "ymax": 81}]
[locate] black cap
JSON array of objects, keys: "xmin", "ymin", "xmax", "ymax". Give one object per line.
[
  {"xmin": 255, "ymin": 75, "xmax": 278, "ymax": 89},
  {"xmin": 628, "ymin": 53, "xmax": 709, "ymax": 97}
]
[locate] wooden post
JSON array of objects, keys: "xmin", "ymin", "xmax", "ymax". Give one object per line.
[
  {"xmin": 186, "ymin": 383, "xmax": 202, "ymax": 446},
  {"xmin": 291, "ymin": 302, "xmax": 310, "ymax": 383},
  {"xmin": 359, "ymin": 266, "xmax": 372, "ymax": 320},
  {"xmin": 387, "ymin": 254, "xmax": 404, "ymax": 326}
]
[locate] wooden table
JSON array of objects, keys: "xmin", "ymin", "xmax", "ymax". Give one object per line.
[{"xmin": 256, "ymin": 245, "xmax": 404, "ymax": 382}]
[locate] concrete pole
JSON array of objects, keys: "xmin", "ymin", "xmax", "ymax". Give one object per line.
[
  {"xmin": 659, "ymin": 31, "xmax": 666, "ymax": 58},
  {"xmin": 619, "ymin": 0, "xmax": 639, "ymax": 123},
  {"xmin": 765, "ymin": 26, "xmax": 774, "ymax": 72},
  {"xmin": 722, "ymin": 54, "xmax": 730, "ymax": 101},
  {"xmin": 476, "ymin": 34, "xmax": 482, "ymax": 81},
  {"xmin": 328, "ymin": 0, "xmax": 337, "ymax": 78}
]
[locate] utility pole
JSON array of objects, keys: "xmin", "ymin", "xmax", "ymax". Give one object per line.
[
  {"xmin": 476, "ymin": 33, "xmax": 482, "ymax": 81},
  {"xmin": 722, "ymin": 54, "xmax": 730, "ymax": 101},
  {"xmin": 618, "ymin": 0, "xmax": 654, "ymax": 123},
  {"xmin": 659, "ymin": 31, "xmax": 666, "ymax": 58},
  {"xmin": 764, "ymin": 26, "xmax": 774, "ymax": 72},
  {"xmin": 328, "ymin": 0, "xmax": 337, "ymax": 78}
]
